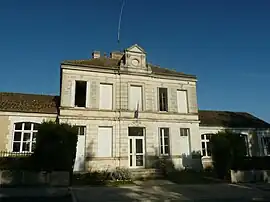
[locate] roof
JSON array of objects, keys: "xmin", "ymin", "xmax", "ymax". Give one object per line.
[
  {"xmin": 1, "ymin": 92, "xmax": 269, "ymax": 129},
  {"xmin": 62, "ymin": 57, "xmax": 196, "ymax": 79},
  {"xmin": 199, "ymin": 110, "xmax": 270, "ymax": 128},
  {"xmin": 0, "ymin": 92, "xmax": 59, "ymax": 114}
]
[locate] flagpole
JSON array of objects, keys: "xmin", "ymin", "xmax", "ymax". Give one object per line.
[{"xmin": 117, "ymin": 0, "xmax": 126, "ymax": 48}]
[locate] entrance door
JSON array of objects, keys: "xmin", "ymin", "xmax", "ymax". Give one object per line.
[
  {"xmin": 128, "ymin": 127, "xmax": 145, "ymax": 168},
  {"xmin": 73, "ymin": 126, "xmax": 86, "ymax": 172}
]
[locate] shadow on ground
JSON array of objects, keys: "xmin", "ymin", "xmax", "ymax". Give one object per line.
[{"xmin": 72, "ymin": 180, "xmax": 270, "ymax": 202}]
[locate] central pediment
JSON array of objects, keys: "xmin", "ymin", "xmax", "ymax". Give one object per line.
[{"xmin": 122, "ymin": 44, "xmax": 151, "ymax": 74}]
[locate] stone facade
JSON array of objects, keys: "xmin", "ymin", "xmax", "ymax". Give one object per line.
[
  {"xmin": 1, "ymin": 44, "xmax": 269, "ymax": 172},
  {"xmin": 0, "ymin": 112, "xmax": 57, "ymax": 152},
  {"xmin": 200, "ymin": 126, "xmax": 270, "ymax": 168},
  {"xmin": 59, "ymin": 44, "xmax": 201, "ymax": 170}
]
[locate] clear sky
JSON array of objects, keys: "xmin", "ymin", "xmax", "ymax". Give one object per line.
[{"xmin": 0, "ymin": 0, "xmax": 270, "ymax": 122}]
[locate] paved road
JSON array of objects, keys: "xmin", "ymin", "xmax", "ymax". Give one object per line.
[
  {"xmin": 71, "ymin": 180, "xmax": 270, "ymax": 202},
  {"xmin": 0, "ymin": 195, "xmax": 72, "ymax": 202},
  {"xmin": 0, "ymin": 181, "xmax": 270, "ymax": 201}
]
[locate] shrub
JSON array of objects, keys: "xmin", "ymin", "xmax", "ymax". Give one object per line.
[
  {"xmin": 32, "ymin": 121, "xmax": 78, "ymax": 172},
  {"xmin": 110, "ymin": 167, "xmax": 132, "ymax": 181},
  {"xmin": 73, "ymin": 168, "xmax": 132, "ymax": 185},
  {"xmin": 156, "ymin": 158, "xmax": 175, "ymax": 176},
  {"xmin": 210, "ymin": 130, "xmax": 247, "ymax": 179}
]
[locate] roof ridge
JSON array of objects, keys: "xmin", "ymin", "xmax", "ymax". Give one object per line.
[
  {"xmin": 199, "ymin": 109, "xmax": 249, "ymax": 114},
  {"xmin": 0, "ymin": 92, "xmax": 59, "ymax": 97}
]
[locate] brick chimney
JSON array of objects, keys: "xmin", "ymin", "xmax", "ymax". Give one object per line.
[
  {"xmin": 110, "ymin": 51, "xmax": 124, "ymax": 60},
  {"xmin": 92, "ymin": 51, "xmax": 100, "ymax": 59}
]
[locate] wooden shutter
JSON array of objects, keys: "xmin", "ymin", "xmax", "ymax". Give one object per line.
[
  {"xmin": 97, "ymin": 127, "xmax": 112, "ymax": 157},
  {"xmin": 99, "ymin": 84, "xmax": 113, "ymax": 110},
  {"xmin": 177, "ymin": 90, "xmax": 188, "ymax": 113}
]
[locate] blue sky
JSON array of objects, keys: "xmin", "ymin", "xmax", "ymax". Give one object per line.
[{"xmin": 0, "ymin": 0, "xmax": 270, "ymax": 122}]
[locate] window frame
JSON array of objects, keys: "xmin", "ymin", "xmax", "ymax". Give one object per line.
[
  {"xmin": 158, "ymin": 88, "xmax": 168, "ymax": 112},
  {"xmin": 12, "ymin": 122, "xmax": 39, "ymax": 153},
  {"xmin": 159, "ymin": 128, "xmax": 170, "ymax": 156},
  {"xmin": 180, "ymin": 128, "xmax": 190, "ymax": 137},
  {"xmin": 74, "ymin": 80, "xmax": 87, "ymax": 108},
  {"xmin": 201, "ymin": 134, "xmax": 212, "ymax": 157}
]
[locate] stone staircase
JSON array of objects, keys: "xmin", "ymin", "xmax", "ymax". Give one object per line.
[{"xmin": 130, "ymin": 169, "xmax": 164, "ymax": 180}]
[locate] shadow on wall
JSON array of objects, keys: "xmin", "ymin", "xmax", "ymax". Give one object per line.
[
  {"xmin": 84, "ymin": 141, "xmax": 95, "ymax": 171},
  {"xmin": 145, "ymin": 147, "xmax": 203, "ymax": 171}
]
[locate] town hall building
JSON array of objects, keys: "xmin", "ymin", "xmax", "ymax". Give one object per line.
[{"xmin": 0, "ymin": 44, "xmax": 269, "ymax": 172}]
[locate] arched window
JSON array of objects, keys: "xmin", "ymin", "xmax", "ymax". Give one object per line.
[{"xmin": 12, "ymin": 122, "xmax": 39, "ymax": 153}]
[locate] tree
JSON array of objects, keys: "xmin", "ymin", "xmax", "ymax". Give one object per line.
[
  {"xmin": 32, "ymin": 121, "xmax": 78, "ymax": 172},
  {"xmin": 210, "ymin": 130, "xmax": 247, "ymax": 179}
]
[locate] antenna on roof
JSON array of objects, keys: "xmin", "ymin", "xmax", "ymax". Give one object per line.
[{"xmin": 117, "ymin": 0, "xmax": 126, "ymax": 50}]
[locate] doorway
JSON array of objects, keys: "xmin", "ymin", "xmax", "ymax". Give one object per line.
[{"xmin": 128, "ymin": 127, "xmax": 145, "ymax": 168}]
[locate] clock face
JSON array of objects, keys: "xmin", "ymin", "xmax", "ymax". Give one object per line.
[{"xmin": 131, "ymin": 59, "xmax": 139, "ymax": 66}]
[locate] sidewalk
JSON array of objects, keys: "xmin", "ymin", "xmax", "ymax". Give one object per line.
[{"xmin": 0, "ymin": 187, "xmax": 70, "ymax": 198}]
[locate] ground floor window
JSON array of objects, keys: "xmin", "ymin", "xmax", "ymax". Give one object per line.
[
  {"xmin": 12, "ymin": 122, "xmax": 39, "ymax": 153},
  {"xmin": 159, "ymin": 128, "xmax": 170, "ymax": 155},
  {"xmin": 201, "ymin": 134, "xmax": 212, "ymax": 157},
  {"xmin": 262, "ymin": 137, "xmax": 270, "ymax": 155}
]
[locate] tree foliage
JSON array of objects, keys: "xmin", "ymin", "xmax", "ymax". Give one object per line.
[
  {"xmin": 210, "ymin": 130, "xmax": 247, "ymax": 179},
  {"xmin": 32, "ymin": 121, "xmax": 78, "ymax": 172}
]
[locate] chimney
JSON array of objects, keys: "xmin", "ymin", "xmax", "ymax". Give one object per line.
[
  {"xmin": 92, "ymin": 51, "xmax": 100, "ymax": 59},
  {"xmin": 110, "ymin": 51, "xmax": 124, "ymax": 60}
]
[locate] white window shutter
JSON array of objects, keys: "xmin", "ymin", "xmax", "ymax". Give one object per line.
[
  {"xmin": 177, "ymin": 90, "xmax": 188, "ymax": 113},
  {"xmin": 99, "ymin": 84, "xmax": 113, "ymax": 110},
  {"xmin": 129, "ymin": 86, "xmax": 142, "ymax": 111},
  {"xmin": 97, "ymin": 127, "xmax": 112, "ymax": 157}
]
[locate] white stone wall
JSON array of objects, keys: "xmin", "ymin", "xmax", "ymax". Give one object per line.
[
  {"xmin": 60, "ymin": 68, "xmax": 198, "ymax": 114},
  {"xmin": 59, "ymin": 66, "xmax": 200, "ymax": 171},
  {"xmin": 0, "ymin": 112, "xmax": 57, "ymax": 152},
  {"xmin": 199, "ymin": 126, "xmax": 268, "ymax": 168},
  {"xmin": 59, "ymin": 117, "xmax": 201, "ymax": 170}
]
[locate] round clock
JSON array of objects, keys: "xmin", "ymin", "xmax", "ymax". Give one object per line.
[{"xmin": 131, "ymin": 59, "xmax": 139, "ymax": 66}]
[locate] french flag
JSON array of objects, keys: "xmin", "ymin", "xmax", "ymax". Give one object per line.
[{"xmin": 134, "ymin": 102, "xmax": 139, "ymax": 119}]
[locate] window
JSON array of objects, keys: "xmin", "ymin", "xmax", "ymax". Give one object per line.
[
  {"xmin": 201, "ymin": 134, "xmax": 212, "ymax": 157},
  {"xmin": 99, "ymin": 84, "xmax": 113, "ymax": 110},
  {"xmin": 262, "ymin": 137, "xmax": 270, "ymax": 155},
  {"xmin": 159, "ymin": 128, "xmax": 170, "ymax": 155},
  {"xmin": 74, "ymin": 126, "xmax": 86, "ymax": 136},
  {"xmin": 180, "ymin": 128, "xmax": 190, "ymax": 136},
  {"xmin": 12, "ymin": 122, "xmax": 39, "ymax": 153},
  {"xmin": 129, "ymin": 85, "xmax": 142, "ymax": 111},
  {"xmin": 97, "ymin": 127, "xmax": 112, "ymax": 157},
  {"xmin": 240, "ymin": 134, "xmax": 249, "ymax": 156},
  {"xmin": 177, "ymin": 90, "xmax": 188, "ymax": 113},
  {"xmin": 158, "ymin": 88, "xmax": 168, "ymax": 112},
  {"xmin": 75, "ymin": 81, "xmax": 87, "ymax": 107}
]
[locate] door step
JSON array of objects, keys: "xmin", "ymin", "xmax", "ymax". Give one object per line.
[{"xmin": 129, "ymin": 169, "xmax": 163, "ymax": 180}]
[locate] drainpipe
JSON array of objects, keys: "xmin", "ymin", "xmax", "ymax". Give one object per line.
[{"xmin": 118, "ymin": 66, "xmax": 122, "ymax": 168}]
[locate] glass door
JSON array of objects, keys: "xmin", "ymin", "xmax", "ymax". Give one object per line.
[{"xmin": 129, "ymin": 136, "xmax": 145, "ymax": 168}]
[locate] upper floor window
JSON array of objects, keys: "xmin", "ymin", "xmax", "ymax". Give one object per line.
[
  {"xmin": 129, "ymin": 85, "xmax": 143, "ymax": 111},
  {"xmin": 99, "ymin": 83, "xmax": 113, "ymax": 110},
  {"xmin": 158, "ymin": 88, "xmax": 168, "ymax": 112},
  {"xmin": 12, "ymin": 122, "xmax": 39, "ymax": 153},
  {"xmin": 177, "ymin": 90, "xmax": 188, "ymax": 113},
  {"xmin": 75, "ymin": 80, "xmax": 87, "ymax": 107}
]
